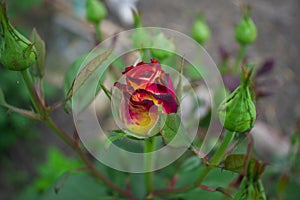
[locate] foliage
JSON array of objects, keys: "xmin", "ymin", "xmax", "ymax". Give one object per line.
[{"xmin": 0, "ymin": 2, "xmax": 299, "ymax": 200}]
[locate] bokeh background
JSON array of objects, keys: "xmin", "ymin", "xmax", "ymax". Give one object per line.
[{"xmin": 0, "ymin": 0, "xmax": 299, "ymax": 199}]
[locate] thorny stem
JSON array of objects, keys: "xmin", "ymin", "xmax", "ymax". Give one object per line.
[
  {"xmin": 152, "ymin": 131, "xmax": 236, "ymax": 197},
  {"xmin": 20, "ymin": 69, "xmax": 137, "ymax": 200}
]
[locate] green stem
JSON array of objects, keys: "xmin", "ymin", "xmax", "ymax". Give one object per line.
[
  {"xmin": 19, "ymin": 68, "xmax": 137, "ymax": 200},
  {"xmin": 144, "ymin": 137, "xmax": 157, "ymax": 197},
  {"xmin": 233, "ymin": 44, "xmax": 247, "ymax": 73},
  {"xmin": 192, "ymin": 131, "xmax": 236, "ymax": 185},
  {"xmin": 21, "ymin": 69, "xmax": 44, "ymax": 114},
  {"xmin": 153, "ymin": 131, "xmax": 236, "ymax": 196},
  {"xmin": 95, "ymin": 22, "xmax": 102, "ymax": 42},
  {"xmin": 210, "ymin": 131, "xmax": 236, "ymax": 165}
]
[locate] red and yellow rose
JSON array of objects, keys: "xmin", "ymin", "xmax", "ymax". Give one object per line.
[{"xmin": 114, "ymin": 58, "xmax": 178, "ymax": 136}]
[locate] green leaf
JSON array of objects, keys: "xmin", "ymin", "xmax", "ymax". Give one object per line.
[
  {"xmin": 104, "ymin": 131, "xmax": 127, "ymax": 151},
  {"xmin": 175, "ymin": 167, "xmax": 235, "ymax": 199},
  {"xmin": 224, "ymin": 154, "xmax": 266, "ymax": 181},
  {"xmin": 224, "ymin": 154, "xmax": 246, "ymax": 174},
  {"xmin": 160, "ymin": 114, "xmax": 191, "ymax": 148},
  {"xmin": 64, "ymin": 54, "xmax": 88, "ymax": 98},
  {"xmin": 65, "ymin": 49, "xmax": 112, "ymax": 101},
  {"xmin": 30, "ymin": 28, "xmax": 46, "ymax": 78},
  {"xmin": 41, "ymin": 173, "xmax": 110, "ymax": 200},
  {"xmin": 179, "ymin": 155, "xmax": 201, "ymax": 172},
  {"xmin": 130, "ymin": 173, "xmax": 147, "ymax": 199},
  {"xmin": 34, "ymin": 147, "xmax": 82, "ymax": 192},
  {"xmin": 54, "ymin": 171, "xmax": 71, "ymax": 194},
  {"xmin": 185, "ymin": 64, "xmax": 202, "ymax": 79}
]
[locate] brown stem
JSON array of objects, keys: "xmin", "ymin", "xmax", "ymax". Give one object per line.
[
  {"xmin": 74, "ymin": 145, "xmax": 137, "ymax": 200},
  {"xmin": 152, "ymin": 131, "xmax": 236, "ymax": 197},
  {"xmin": 46, "ymin": 118, "xmax": 137, "ymax": 200}
]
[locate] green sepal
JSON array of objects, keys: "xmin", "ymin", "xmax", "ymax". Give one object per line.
[
  {"xmin": 0, "ymin": 3, "xmax": 37, "ymax": 71},
  {"xmin": 160, "ymin": 113, "xmax": 191, "ymax": 148},
  {"xmin": 218, "ymin": 66, "xmax": 256, "ymax": 133},
  {"xmin": 30, "ymin": 28, "xmax": 46, "ymax": 78}
]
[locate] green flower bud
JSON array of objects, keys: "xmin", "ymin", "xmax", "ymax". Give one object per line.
[
  {"xmin": 191, "ymin": 14, "xmax": 211, "ymax": 45},
  {"xmin": 218, "ymin": 67, "xmax": 256, "ymax": 133},
  {"xmin": 235, "ymin": 11, "xmax": 257, "ymax": 45},
  {"xmin": 0, "ymin": 3, "xmax": 36, "ymax": 71},
  {"xmin": 132, "ymin": 28, "xmax": 151, "ymax": 49},
  {"xmin": 86, "ymin": 0, "xmax": 107, "ymax": 24},
  {"xmin": 150, "ymin": 33, "xmax": 175, "ymax": 60}
]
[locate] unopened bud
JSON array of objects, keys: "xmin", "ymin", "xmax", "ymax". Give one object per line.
[
  {"xmin": 86, "ymin": 0, "xmax": 107, "ymax": 24},
  {"xmin": 0, "ymin": 3, "xmax": 36, "ymax": 71},
  {"xmin": 219, "ymin": 67, "xmax": 256, "ymax": 133},
  {"xmin": 191, "ymin": 13, "xmax": 211, "ymax": 45},
  {"xmin": 150, "ymin": 33, "xmax": 175, "ymax": 60},
  {"xmin": 235, "ymin": 9, "xmax": 257, "ymax": 45}
]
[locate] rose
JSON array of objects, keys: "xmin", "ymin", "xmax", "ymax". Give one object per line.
[{"xmin": 114, "ymin": 58, "xmax": 178, "ymax": 136}]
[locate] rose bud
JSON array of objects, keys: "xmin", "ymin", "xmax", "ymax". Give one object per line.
[
  {"xmin": 235, "ymin": 9, "xmax": 257, "ymax": 45},
  {"xmin": 86, "ymin": 0, "xmax": 107, "ymax": 24},
  {"xmin": 0, "ymin": 3, "xmax": 37, "ymax": 71},
  {"xmin": 218, "ymin": 67, "xmax": 256, "ymax": 133},
  {"xmin": 191, "ymin": 13, "xmax": 211, "ymax": 45},
  {"xmin": 114, "ymin": 58, "xmax": 178, "ymax": 136},
  {"xmin": 150, "ymin": 33, "xmax": 175, "ymax": 61}
]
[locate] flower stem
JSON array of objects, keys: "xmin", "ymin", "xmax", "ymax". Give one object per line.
[
  {"xmin": 233, "ymin": 44, "xmax": 247, "ymax": 73},
  {"xmin": 21, "ymin": 69, "xmax": 44, "ymax": 114},
  {"xmin": 144, "ymin": 137, "xmax": 157, "ymax": 197},
  {"xmin": 152, "ymin": 131, "xmax": 236, "ymax": 197},
  {"xmin": 20, "ymin": 68, "xmax": 137, "ymax": 200},
  {"xmin": 193, "ymin": 131, "xmax": 236, "ymax": 185},
  {"xmin": 94, "ymin": 22, "xmax": 102, "ymax": 42}
]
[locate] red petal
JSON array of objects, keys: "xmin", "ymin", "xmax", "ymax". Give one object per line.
[{"xmin": 131, "ymin": 88, "xmax": 178, "ymax": 114}]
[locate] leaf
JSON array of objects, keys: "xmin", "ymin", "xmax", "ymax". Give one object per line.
[
  {"xmin": 41, "ymin": 173, "xmax": 110, "ymax": 200},
  {"xmin": 256, "ymin": 59, "xmax": 274, "ymax": 77},
  {"xmin": 224, "ymin": 154, "xmax": 246, "ymax": 174},
  {"xmin": 160, "ymin": 114, "xmax": 192, "ymax": 148},
  {"xmin": 30, "ymin": 28, "xmax": 46, "ymax": 78},
  {"xmin": 34, "ymin": 147, "xmax": 82, "ymax": 192},
  {"xmin": 64, "ymin": 54, "xmax": 88, "ymax": 98},
  {"xmin": 185, "ymin": 64, "xmax": 202, "ymax": 80},
  {"xmin": 54, "ymin": 171, "xmax": 71, "ymax": 194},
  {"xmin": 224, "ymin": 154, "xmax": 267, "ymax": 181},
  {"xmin": 179, "ymin": 155, "xmax": 201, "ymax": 172},
  {"xmin": 66, "ymin": 49, "xmax": 112, "ymax": 101},
  {"xmin": 104, "ymin": 131, "xmax": 127, "ymax": 151}
]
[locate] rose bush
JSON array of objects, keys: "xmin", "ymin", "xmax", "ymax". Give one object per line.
[{"xmin": 114, "ymin": 58, "xmax": 178, "ymax": 136}]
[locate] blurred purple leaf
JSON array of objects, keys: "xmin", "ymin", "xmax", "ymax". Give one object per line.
[
  {"xmin": 256, "ymin": 59, "xmax": 275, "ymax": 77},
  {"xmin": 219, "ymin": 46, "xmax": 230, "ymax": 61},
  {"xmin": 255, "ymin": 79, "xmax": 278, "ymax": 87},
  {"xmin": 222, "ymin": 74, "xmax": 240, "ymax": 92},
  {"xmin": 255, "ymin": 89, "xmax": 274, "ymax": 99}
]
